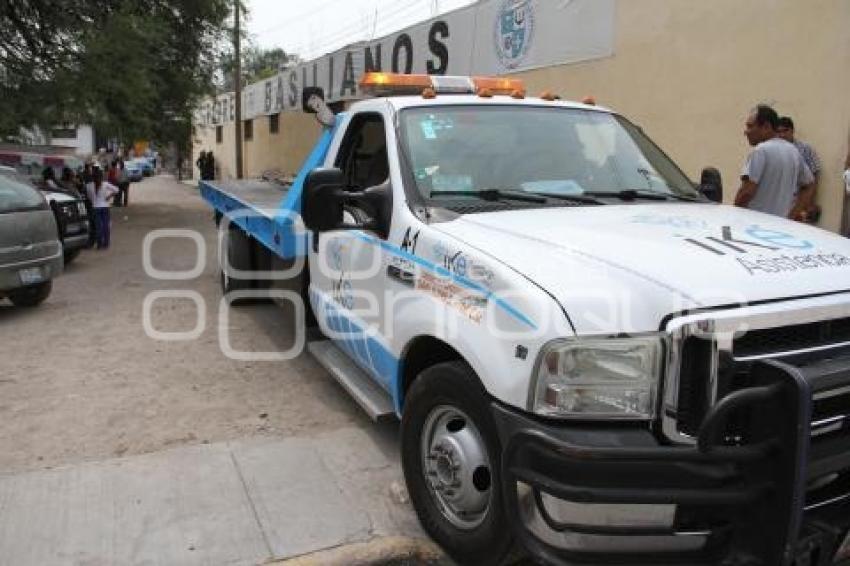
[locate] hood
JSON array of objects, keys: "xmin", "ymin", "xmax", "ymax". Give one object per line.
[
  {"xmin": 41, "ymin": 190, "xmax": 78, "ymax": 204},
  {"xmin": 434, "ymin": 203, "xmax": 850, "ymax": 334}
]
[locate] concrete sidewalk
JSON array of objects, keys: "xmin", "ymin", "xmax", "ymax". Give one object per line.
[{"xmin": 0, "ymin": 427, "xmax": 438, "ymax": 566}]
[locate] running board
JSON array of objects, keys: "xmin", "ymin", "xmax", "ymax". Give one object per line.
[{"xmin": 307, "ymin": 340, "xmax": 395, "ymax": 422}]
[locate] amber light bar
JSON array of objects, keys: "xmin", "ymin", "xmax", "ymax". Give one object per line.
[{"xmin": 359, "ymin": 72, "xmax": 526, "ymax": 98}]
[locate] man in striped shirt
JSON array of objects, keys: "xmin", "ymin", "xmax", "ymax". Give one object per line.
[{"xmin": 777, "ymin": 116, "xmax": 822, "ymax": 222}]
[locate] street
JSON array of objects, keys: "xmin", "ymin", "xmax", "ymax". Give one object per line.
[{"xmin": 0, "ymin": 175, "xmax": 441, "ymax": 565}]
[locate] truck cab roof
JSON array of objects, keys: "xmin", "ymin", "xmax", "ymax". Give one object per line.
[{"xmin": 350, "ymin": 94, "xmax": 612, "ymax": 115}]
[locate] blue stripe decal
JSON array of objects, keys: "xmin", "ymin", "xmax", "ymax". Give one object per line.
[
  {"xmin": 353, "ymin": 232, "xmax": 537, "ymax": 329},
  {"xmin": 311, "ymin": 288, "xmax": 401, "ymax": 411}
]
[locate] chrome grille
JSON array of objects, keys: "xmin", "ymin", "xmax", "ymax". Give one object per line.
[{"xmin": 663, "ymin": 294, "xmax": 850, "ymax": 445}]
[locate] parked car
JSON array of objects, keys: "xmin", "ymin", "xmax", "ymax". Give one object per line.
[
  {"xmin": 124, "ymin": 160, "xmax": 144, "ymax": 182},
  {"xmin": 135, "ymin": 157, "xmax": 154, "ymax": 177},
  {"xmin": 42, "ymin": 188, "xmax": 89, "ymax": 264},
  {"xmin": 0, "ymin": 168, "xmax": 89, "ymax": 264},
  {"xmin": 0, "ymin": 170, "xmax": 62, "ymax": 307}
]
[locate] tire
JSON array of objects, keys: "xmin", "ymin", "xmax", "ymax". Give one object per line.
[
  {"xmin": 220, "ymin": 226, "xmax": 253, "ymax": 306},
  {"xmin": 8, "ymin": 280, "xmax": 52, "ymax": 307},
  {"xmin": 63, "ymin": 248, "xmax": 80, "ymax": 264},
  {"xmin": 401, "ymin": 361, "xmax": 514, "ymax": 566}
]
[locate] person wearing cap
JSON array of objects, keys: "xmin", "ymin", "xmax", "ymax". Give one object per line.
[{"xmin": 777, "ymin": 116, "xmax": 822, "ymax": 222}]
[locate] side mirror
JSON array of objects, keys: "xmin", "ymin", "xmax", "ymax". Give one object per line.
[
  {"xmin": 302, "ymin": 167, "xmax": 345, "ymax": 233},
  {"xmin": 699, "ymin": 167, "xmax": 723, "ymax": 203}
]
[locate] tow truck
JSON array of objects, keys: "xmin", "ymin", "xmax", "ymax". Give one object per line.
[{"xmin": 201, "ymin": 72, "xmax": 850, "ymax": 565}]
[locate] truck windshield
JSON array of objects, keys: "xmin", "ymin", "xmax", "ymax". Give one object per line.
[
  {"xmin": 400, "ymin": 106, "xmax": 699, "ymax": 203},
  {"xmin": 0, "ymin": 172, "xmax": 45, "ymax": 213}
]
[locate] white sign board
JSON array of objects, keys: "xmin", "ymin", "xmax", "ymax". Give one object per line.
[{"xmin": 197, "ymin": 0, "xmax": 615, "ymax": 126}]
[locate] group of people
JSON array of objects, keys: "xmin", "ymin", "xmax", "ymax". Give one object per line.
[
  {"xmin": 735, "ymin": 105, "xmax": 843, "ymax": 233},
  {"xmin": 41, "ymin": 159, "xmax": 128, "ymax": 250},
  {"xmin": 196, "ymin": 151, "xmax": 216, "ymax": 181}
]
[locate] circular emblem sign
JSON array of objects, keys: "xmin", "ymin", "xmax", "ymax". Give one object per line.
[{"xmin": 494, "ymin": 0, "xmax": 535, "ymax": 70}]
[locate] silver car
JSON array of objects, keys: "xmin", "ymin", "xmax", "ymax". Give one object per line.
[{"xmin": 0, "ymin": 172, "xmax": 63, "ymax": 306}]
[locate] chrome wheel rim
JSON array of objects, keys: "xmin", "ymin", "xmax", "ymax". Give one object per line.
[{"xmin": 420, "ymin": 405, "xmax": 493, "ymax": 530}]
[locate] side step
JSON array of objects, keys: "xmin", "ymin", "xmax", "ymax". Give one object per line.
[{"xmin": 307, "ymin": 340, "xmax": 395, "ymax": 422}]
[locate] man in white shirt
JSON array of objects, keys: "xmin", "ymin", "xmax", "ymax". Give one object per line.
[
  {"xmin": 734, "ymin": 105, "xmax": 815, "ymax": 220},
  {"xmin": 87, "ymin": 168, "xmax": 119, "ymax": 250}
]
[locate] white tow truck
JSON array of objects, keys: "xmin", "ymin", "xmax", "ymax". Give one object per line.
[{"xmin": 201, "ymin": 73, "xmax": 850, "ymax": 566}]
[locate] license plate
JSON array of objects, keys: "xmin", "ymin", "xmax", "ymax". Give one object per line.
[
  {"xmin": 65, "ymin": 222, "xmax": 83, "ymax": 234},
  {"xmin": 19, "ymin": 267, "xmax": 44, "ymax": 285},
  {"xmin": 837, "ymin": 530, "xmax": 850, "ymax": 561}
]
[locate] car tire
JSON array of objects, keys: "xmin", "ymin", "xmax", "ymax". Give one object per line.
[
  {"xmin": 8, "ymin": 280, "xmax": 52, "ymax": 307},
  {"xmin": 220, "ymin": 226, "xmax": 253, "ymax": 306},
  {"xmin": 401, "ymin": 361, "xmax": 515, "ymax": 566}
]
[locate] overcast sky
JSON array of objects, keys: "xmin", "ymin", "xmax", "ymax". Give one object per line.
[{"xmin": 244, "ymin": 0, "xmax": 477, "ymax": 62}]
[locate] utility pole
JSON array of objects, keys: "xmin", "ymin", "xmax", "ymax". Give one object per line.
[{"xmin": 234, "ymin": 0, "xmax": 244, "ymax": 179}]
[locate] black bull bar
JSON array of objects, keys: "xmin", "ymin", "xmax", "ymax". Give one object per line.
[{"xmin": 493, "ymin": 358, "xmax": 850, "ymax": 565}]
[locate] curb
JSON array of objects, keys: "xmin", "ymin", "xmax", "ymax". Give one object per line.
[{"xmin": 265, "ymin": 536, "xmax": 451, "ymax": 566}]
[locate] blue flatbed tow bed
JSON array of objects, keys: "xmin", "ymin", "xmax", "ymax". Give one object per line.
[{"xmin": 199, "ymin": 126, "xmax": 336, "ymax": 259}]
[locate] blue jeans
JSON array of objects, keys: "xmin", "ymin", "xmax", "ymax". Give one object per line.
[{"xmin": 94, "ymin": 208, "xmax": 111, "ymax": 248}]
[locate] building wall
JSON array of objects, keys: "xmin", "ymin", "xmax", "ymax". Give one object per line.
[
  {"xmin": 516, "ymin": 0, "xmax": 850, "ymax": 232},
  {"xmin": 194, "ymin": 0, "xmax": 850, "ymax": 231},
  {"xmin": 194, "ymin": 112, "xmax": 320, "ymax": 181}
]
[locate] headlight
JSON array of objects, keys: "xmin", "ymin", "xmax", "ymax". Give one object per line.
[
  {"xmin": 77, "ymin": 202, "xmax": 87, "ymax": 215},
  {"xmin": 530, "ymin": 336, "xmax": 663, "ymax": 420}
]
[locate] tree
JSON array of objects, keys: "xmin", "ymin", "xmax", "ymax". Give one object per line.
[
  {"xmin": 217, "ymin": 45, "xmax": 296, "ymax": 92},
  {"xmin": 0, "ymin": 0, "xmax": 232, "ymax": 152}
]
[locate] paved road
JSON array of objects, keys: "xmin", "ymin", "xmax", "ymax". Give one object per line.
[{"xmin": 0, "ymin": 175, "xmax": 436, "ymax": 565}]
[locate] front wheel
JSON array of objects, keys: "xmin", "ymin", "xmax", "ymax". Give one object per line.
[
  {"xmin": 8, "ymin": 280, "xmax": 52, "ymax": 307},
  {"xmin": 401, "ymin": 361, "xmax": 514, "ymax": 565}
]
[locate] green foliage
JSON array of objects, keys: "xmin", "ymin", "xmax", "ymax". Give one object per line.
[
  {"xmin": 217, "ymin": 45, "xmax": 297, "ymax": 92},
  {"xmin": 0, "ymin": 0, "xmax": 232, "ymax": 152}
]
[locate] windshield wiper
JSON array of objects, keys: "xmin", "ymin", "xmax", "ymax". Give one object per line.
[
  {"xmin": 584, "ymin": 189, "xmax": 698, "ymax": 202},
  {"xmin": 526, "ymin": 191, "xmax": 604, "ymax": 205},
  {"xmin": 430, "ymin": 189, "xmax": 547, "ymax": 203}
]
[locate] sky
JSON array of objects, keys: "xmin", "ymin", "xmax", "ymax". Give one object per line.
[{"xmin": 244, "ymin": 0, "xmax": 477, "ymax": 62}]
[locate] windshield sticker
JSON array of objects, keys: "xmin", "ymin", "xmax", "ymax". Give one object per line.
[
  {"xmin": 420, "ymin": 120, "xmax": 437, "ymax": 140},
  {"xmin": 419, "ymin": 116, "xmax": 454, "ymax": 140},
  {"xmin": 520, "ymin": 180, "xmax": 584, "ymax": 195},
  {"xmin": 431, "ymin": 174, "xmax": 474, "ymax": 193},
  {"xmin": 415, "ymin": 166, "xmax": 440, "ymax": 181}
]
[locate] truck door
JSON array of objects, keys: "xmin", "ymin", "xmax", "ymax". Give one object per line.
[{"xmin": 308, "ymin": 112, "xmax": 395, "ymax": 392}]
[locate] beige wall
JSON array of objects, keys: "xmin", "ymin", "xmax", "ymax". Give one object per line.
[
  {"xmin": 194, "ymin": 0, "xmax": 850, "ymax": 231},
  {"xmin": 517, "ymin": 0, "xmax": 850, "ymax": 232},
  {"xmin": 193, "ymin": 112, "xmax": 321, "ymax": 181}
]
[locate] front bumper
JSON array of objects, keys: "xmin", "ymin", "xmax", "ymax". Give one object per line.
[
  {"xmin": 62, "ymin": 233, "xmax": 89, "ymax": 252},
  {"xmin": 493, "ymin": 358, "xmax": 850, "ymax": 565}
]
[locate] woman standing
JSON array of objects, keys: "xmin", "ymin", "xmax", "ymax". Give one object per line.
[
  {"xmin": 117, "ymin": 159, "xmax": 130, "ymax": 207},
  {"xmin": 86, "ymin": 168, "xmax": 119, "ymax": 250}
]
